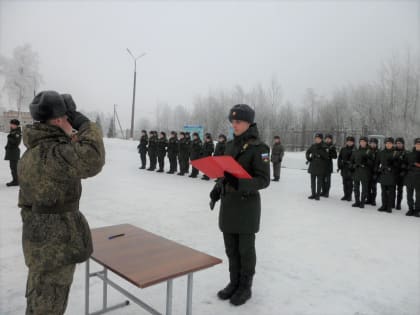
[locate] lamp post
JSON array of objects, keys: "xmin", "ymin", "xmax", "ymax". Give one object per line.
[{"xmin": 126, "ymin": 48, "xmax": 146, "ymax": 139}]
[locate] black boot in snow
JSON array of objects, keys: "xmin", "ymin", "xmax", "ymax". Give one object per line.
[
  {"xmin": 230, "ymin": 274, "xmax": 253, "ymax": 306},
  {"xmin": 217, "ymin": 273, "xmax": 239, "ymax": 300}
]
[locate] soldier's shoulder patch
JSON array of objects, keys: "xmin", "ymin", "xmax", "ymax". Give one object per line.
[{"xmin": 261, "ymin": 152, "xmax": 269, "ymax": 162}]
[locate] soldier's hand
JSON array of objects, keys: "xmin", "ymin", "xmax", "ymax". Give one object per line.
[
  {"xmin": 224, "ymin": 171, "xmax": 239, "ymax": 190},
  {"xmin": 209, "ymin": 199, "xmax": 216, "ymax": 210},
  {"xmin": 68, "ymin": 111, "xmax": 90, "ymax": 130}
]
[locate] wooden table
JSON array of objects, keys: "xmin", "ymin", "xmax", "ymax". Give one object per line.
[{"xmin": 85, "ymin": 224, "xmax": 222, "ymax": 315}]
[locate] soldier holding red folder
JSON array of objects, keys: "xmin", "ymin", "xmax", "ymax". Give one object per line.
[{"xmin": 209, "ymin": 104, "xmax": 270, "ymax": 306}]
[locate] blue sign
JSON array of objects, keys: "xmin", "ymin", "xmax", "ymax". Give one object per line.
[{"xmin": 184, "ymin": 125, "xmax": 204, "ymax": 141}]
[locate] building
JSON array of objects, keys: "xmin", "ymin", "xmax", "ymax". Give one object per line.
[{"xmin": 0, "ymin": 110, "xmax": 33, "ymax": 132}]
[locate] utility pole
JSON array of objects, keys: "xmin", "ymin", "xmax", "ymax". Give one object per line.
[{"xmin": 126, "ymin": 48, "xmax": 146, "ymax": 139}]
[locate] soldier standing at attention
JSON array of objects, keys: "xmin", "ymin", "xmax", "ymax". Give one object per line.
[
  {"xmin": 366, "ymin": 138, "xmax": 380, "ymax": 206},
  {"xmin": 189, "ymin": 132, "xmax": 202, "ymax": 178},
  {"xmin": 306, "ymin": 133, "xmax": 328, "ymax": 200},
  {"xmin": 404, "ymin": 138, "xmax": 420, "ymax": 217},
  {"xmin": 137, "ymin": 129, "xmax": 148, "ymax": 169},
  {"xmin": 209, "ymin": 104, "xmax": 270, "ymax": 306},
  {"xmin": 184, "ymin": 132, "xmax": 192, "ymax": 174},
  {"xmin": 156, "ymin": 131, "xmax": 168, "ymax": 173},
  {"xmin": 321, "ymin": 134, "xmax": 337, "ymax": 197},
  {"xmin": 201, "ymin": 133, "xmax": 215, "ymax": 180},
  {"xmin": 338, "ymin": 136, "xmax": 356, "ymax": 201},
  {"xmin": 4, "ymin": 118, "xmax": 22, "ymax": 186},
  {"xmin": 18, "ymin": 91, "xmax": 105, "ymax": 315},
  {"xmin": 147, "ymin": 130, "xmax": 158, "ymax": 171},
  {"xmin": 177, "ymin": 132, "xmax": 187, "ymax": 176},
  {"xmin": 377, "ymin": 137, "xmax": 398, "ymax": 213},
  {"xmin": 350, "ymin": 136, "xmax": 373, "ymax": 208},
  {"xmin": 394, "ymin": 137, "xmax": 407, "ymax": 210},
  {"xmin": 167, "ymin": 131, "xmax": 179, "ymax": 174},
  {"xmin": 214, "ymin": 134, "xmax": 227, "ymax": 156},
  {"xmin": 270, "ymin": 136, "xmax": 284, "ymax": 182}
]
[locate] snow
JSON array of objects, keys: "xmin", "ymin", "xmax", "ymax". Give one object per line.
[{"xmin": 0, "ymin": 133, "xmax": 419, "ymax": 315}]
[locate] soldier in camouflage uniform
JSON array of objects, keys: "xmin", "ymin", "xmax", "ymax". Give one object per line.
[
  {"xmin": 4, "ymin": 118, "xmax": 22, "ymax": 186},
  {"xmin": 210, "ymin": 104, "xmax": 270, "ymax": 306},
  {"xmin": 18, "ymin": 91, "xmax": 105, "ymax": 315},
  {"xmin": 270, "ymin": 136, "xmax": 284, "ymax": 182}
]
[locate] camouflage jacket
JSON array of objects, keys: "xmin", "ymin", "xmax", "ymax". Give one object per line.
[{"xmin": 18, "ymin": 122, "xmax": 105, "ymax": 271}]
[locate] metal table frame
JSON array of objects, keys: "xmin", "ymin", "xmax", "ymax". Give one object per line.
[{"xmin": 85, "ymin": 258, "xmax": 194, "ymax": 315}]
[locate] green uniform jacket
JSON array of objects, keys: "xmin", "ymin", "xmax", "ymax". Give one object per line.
[
  {"xmin": 18, "ymin": 122, "xmax": 105, "ymax": 272},
  {"xmin": 178, "ymin": 138, "xmax": 191, "ymax": 159},
  {"xmin": 325, "ymin": 143, "xmax": 337, "ymax": 174},
  {"xmin": 351, "ymin": 147, "xmax": 373, "ymax": 182},
  {"xmin": 137, "ymin": 135, "xmax": 148, "ymax": 154},
  {"xmin": 306, "ymin": 143, "xmax": 329, "ymax": 176},
  {"xmin": 271, "ymin": 143, "xmax": 284, "ymax": 163},
  {"xmin": 148, "ymin": 135, "xmax": 158, "ymax": 154},
  {"xmin": 217, "ymin": 124, "xmax": 270, "ymax": 234},
  {"xmin": 403, "ymin": 149, "xmax": 420, "ymax": 188},
  {"xmin": 4, "ymin": 127, "xmax": 22, "ymax": 160},
  {"xmin": 157, "ymin": 137, "xmax": 168, "ymax": 158},
  {"xmin": 378, "ymin": 148, "xmax": 398, "ymax": 185},
  {"xmin": 190, "ymin": 138, "xmax": 202, "ymax": 160},
  {"xmin": 338, "ymin": 145, "xmax": 355, "ymax": 177},
  {"xmin": 167, "ymin": 137, "xmax": 179, "ymax": 158}
]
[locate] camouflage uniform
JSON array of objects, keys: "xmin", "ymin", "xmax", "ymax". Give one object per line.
[{"xmin": 18, "ymin": 121, "xmax": 105, "ymax": 315}]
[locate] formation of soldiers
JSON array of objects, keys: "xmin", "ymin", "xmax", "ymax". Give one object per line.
[
  {"xmin": 306, "ymin": 134, "xmax": 420, "ymax": 217},
  {"xmin": 137, "ymin": 130, "xmax": 227, "ymax": 179}
]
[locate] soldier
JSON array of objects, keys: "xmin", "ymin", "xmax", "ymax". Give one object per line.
[
  {"xmin": 377, "ymin": 137, "xmax": 398, "ymax": 213},
  {"xmin": 270, "ymin": 136, "xmax": 284, "ymax": 182},
  {"xmin": 394, "ymin": 137, "xmax": 407, "ymax": 210},
  {"xmin": 209, "ymin": 104, "xmax": 270, "ymax": 306},
  {"xmin": 184, "ymin": 132, "xmax": 192, "ymax": 174},
  {"xmin": 350, "ymin": 136, "xmax": 373, "ymax": 208},
  {"xmin": 321, "ymin": 134, "xmax": 337, "ymax": 196},
  {"xmin": 18, "ymin": 91, "xmax": 105, "ymax": 315},
  {"xmin": 147, "ymin": 130, "xmax": 158, "ymax": 171},
  {"xmin": 177, "ymin": 132, "xmax": 190, "ymax": 176},
  {"xmin": 214, "ymin": 134, "xmax": 227, "ymax": 156},
  {"xmin": 189, "ymin": 132, "xmax": 202, "ymax": 178},
  {"xmin": 404, "ymin": 138, "xmax": 420, "ymax": 217},
  {"xmin": 167, "ymin": 131, "xmax": 178, "ymax": 174},
  {"xmin": 156, "ymin": 131, "xmax": 168, "ymax": 173},
  {"xmin": 4, "ymin": 118, "xmax": 22, "ymax": 186},
  {"xmin": 338, "ymin": 136, "xmax": 356, "ymax": 201},
  {"xmin": 366, "ymin": 138, "xmax": 380, "ymax": 206},
  {"xmin": 305, "ymin": 133, "xmax": 328, "ymax": 200},
  {"xmin": 137, "ymin": 129, "xmax": 148, "ymax": 169},
  {"xmin": 201, "ymin": 133, "xmax": 214, "ymax": 180}
]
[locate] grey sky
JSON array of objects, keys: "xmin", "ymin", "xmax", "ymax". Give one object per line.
[{"xmin": 0, "ymin": 0, "xmax": 419, "ymax": 126}]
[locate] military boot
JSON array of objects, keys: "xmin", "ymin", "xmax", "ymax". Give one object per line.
[
  {"xmin": 6, "ymin": 181, "xmax": 19, "ymax": 187},
  {"xmin": 230, "ymin": 274, "xmax": 253, "ymax": 306},
  {"xmin": 406, "ymin": 207, "xmax": 415, "ymax": 216},
  {"xmin": 217, "ymin": 273, "xmax": 239, "ymax": 300}
]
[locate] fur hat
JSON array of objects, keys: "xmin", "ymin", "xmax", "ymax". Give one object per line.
[
  {"xmin": 10, "ymin": 119, "xmax": 20, "ymax": 126},
  {"xmin": 228, "ymin": 104, "xmax": 255, "ymax": 123},
  {"xmin": 30, "ymin": 91, "xmax": 67, "ymax": 122}
]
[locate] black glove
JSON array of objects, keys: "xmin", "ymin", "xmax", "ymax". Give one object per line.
[
  {"xmin": 62, "ymin": 93, "xmax": 90, "ymax": 130},
  {"xmin": 209, "ymin": 199, "xmax": 216, "ymax": 210},
  {"xmin": 224, "ymin": 171, "xmax": 239, "ymax": 190}
]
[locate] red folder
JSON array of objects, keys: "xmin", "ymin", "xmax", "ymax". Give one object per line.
[{"xmin": 190, "ymin": 156, "xmax": 252, "ymax": 179}]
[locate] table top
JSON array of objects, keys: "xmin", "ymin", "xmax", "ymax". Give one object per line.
[{"xmin": 90, "ymin": 224, "xmax": 222, "ymax": 288}]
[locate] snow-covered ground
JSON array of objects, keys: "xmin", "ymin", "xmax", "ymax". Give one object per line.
[{"xmin": 0, "ymin": 133, "xmax": 419, "ymax": 315}]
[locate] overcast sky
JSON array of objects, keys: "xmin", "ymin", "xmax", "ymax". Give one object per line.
[{"xmin": 0, "ymin": 0, "xmax": 419, "ymax": 126}]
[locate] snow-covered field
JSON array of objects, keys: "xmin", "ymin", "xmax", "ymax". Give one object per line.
[{"xmin": 0, "ymin": 133, "xmax": 419, "ymax": 315}]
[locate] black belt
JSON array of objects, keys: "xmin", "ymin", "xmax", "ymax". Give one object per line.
[{"xmin": 30, "ymin": 201, "xmax": 79, "ymax": 214}]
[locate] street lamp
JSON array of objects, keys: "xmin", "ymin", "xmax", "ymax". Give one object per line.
[{"xmin": 126, "ymin": 48, "xmax": 146, "ymax": 139}]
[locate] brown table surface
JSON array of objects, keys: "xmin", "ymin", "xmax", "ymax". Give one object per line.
[{"xmin": 90, "ymin": 224, "xmax": 222, "ymax": 288}]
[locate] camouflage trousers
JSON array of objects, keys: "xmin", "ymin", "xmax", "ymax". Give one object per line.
[{"xmin": 25, "ymin": 264, "xmax": 76, "ymax": 315}]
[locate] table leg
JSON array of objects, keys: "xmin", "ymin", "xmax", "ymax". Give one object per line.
[
  {"xmin": 166, "ymin": 279, "xmax": 173, "ymax": 315},
  {"xmin": 186, "ymin": 273, "xmax": 193, "ymax": 315},
  {"xmin": 103, "ymin": 267, "xmax": 108, "ymax": 310},
  {"xmin": 85, "ymin": 259, "xmax": 90, "ymax": 315}
]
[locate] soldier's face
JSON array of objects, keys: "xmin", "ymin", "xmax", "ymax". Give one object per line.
[
  {"xmin": 346, "ymin": 141, "xmax": 354, "ymax": 146},
  {"xmin": 49, "ymin": 116, "xmax": 73, "ymax": 136},
  {"xmin": 231, "ymin": 120, "xmax": 250, "ymax": 136},
  {"xmin": 218, "ymin": 137, "xmax": 224, "ymax": 142},
  {"xmin": 369, "ymin": 143, "xmax": 377, "ymax": 149},
  {"xmin": 385, "ymin": 142, "xmax": 393, "ymax": 149},
  {"xmin": 396, "ymin": 142, "xmax": 404, "ymax": 149},
  {"xmin": 360, "ymin": 140, "xmax": 367, "ymax": 148},
  {"xmin": 315, "ymin": 137, "xmax": 322, "ymax": 144},
  {"xmin": 416, "ymin": 143, "xmax": 420, "ymax": 151},
  {"xmin": 325, "ymin": 138, "xmax": 332, "ymax": 144},
  {"xmin": 10, "ymin": 124, "xmax": 18, "ymax": 129}
]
